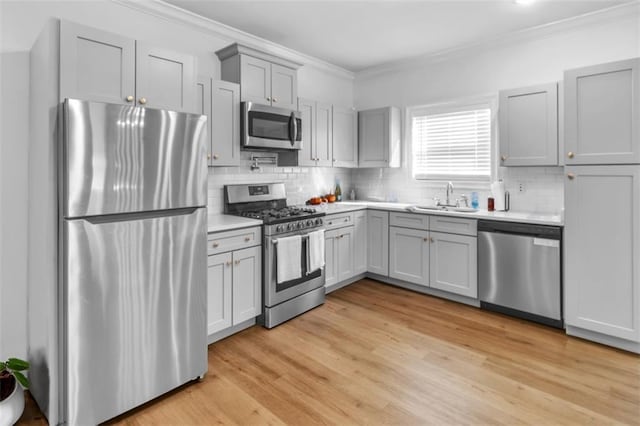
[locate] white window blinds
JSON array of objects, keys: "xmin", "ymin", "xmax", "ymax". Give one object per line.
[{"xmin": 412, "ymin": 107, "xmax": 491, "ymax": 180}]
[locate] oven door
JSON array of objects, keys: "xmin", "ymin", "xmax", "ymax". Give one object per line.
[
  {"xmin": 264, "ymin": 229, "xmax": 325, "ymax": 308},
  {"xmin": 242, "ymin": 102, "xmax": 302, "ymax": 150}
]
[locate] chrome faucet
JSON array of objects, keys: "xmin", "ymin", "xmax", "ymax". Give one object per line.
[{"xmin": 445, "ymin": 181, "xmax": 454, "ymax": 206}]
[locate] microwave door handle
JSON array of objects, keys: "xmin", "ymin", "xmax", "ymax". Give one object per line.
[{"xmin": 288, "ymin": 112, "xmax": 297, "ymax": 146}]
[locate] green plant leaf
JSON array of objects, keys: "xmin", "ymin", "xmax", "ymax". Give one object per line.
[
  {"xmin": 6, "ymin": 358, "xmax": 29, "ymax": 371},
  {"xmin": 0, "ymin": 361, "xmax": 5, "ymax": 371},
  {"xmin": 13, "ymin": 371, "xmax": 29, "ymax": 389}
]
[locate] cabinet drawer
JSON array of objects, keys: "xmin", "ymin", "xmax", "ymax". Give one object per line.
[
  {"xmin": 430, "ymin": 216, "xmax": 477, "ymax": 236},
  {"xmin": 324, "ymin": 212, "xmax": 354, "ymax": 230},
  {"xmin": 390, "ymin": 212, "xmax": 429, "ymax": 230},
  {"xmin": 208, "ymin": 226, "xmax": 261, "ymax": 255}
]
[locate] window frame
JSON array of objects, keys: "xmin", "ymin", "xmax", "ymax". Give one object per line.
[{"xmin": 407, "ymin": 96, "xmax": 497, "ymax": 187}]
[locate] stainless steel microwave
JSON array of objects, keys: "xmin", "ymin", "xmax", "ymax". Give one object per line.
[{"xmin": 242, "ymin": 102, "xmax": 302, "ymax": 150}]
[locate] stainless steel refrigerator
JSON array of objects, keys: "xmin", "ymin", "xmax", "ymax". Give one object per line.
[{"xmin": 28, "ymin": 99, "xmax": 208, "ymax": 425}]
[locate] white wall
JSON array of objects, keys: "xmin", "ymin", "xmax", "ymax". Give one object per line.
[
  {"xmin": 353, "ymin": 5, "xmax": 640, "ymax": 212},
  {"xmin": 0, "ymin": 0, "xmax": 354, "ymax": 360},
  {"xmin": 0, "ymin": 52, "xmax": 30, "ymax": 360}
]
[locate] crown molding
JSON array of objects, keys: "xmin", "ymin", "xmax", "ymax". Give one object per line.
[
  {"xmin": 110, "ymin": 0, "xmax": 355, "ymax": 80},
  {"xmin": 356, "ymin": 0, "xmax": 640, "ymax": 80}
]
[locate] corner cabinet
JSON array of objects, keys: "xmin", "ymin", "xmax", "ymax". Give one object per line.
[
  {"xmin": 367, "ymin": 210, "xmax": 389, "ymax": 275},
  {"xmin": 207, "ymin": 227, "xmax": 262, "ymax": 342},
  {"xmin": 358, "ymin": 107, "xmax": 401, "ymax": 168},
  {"xmin": 498, "ymin": 82, "xmax": 558, "ymax": 166},
  {"xmin": 564, "ymin": 165, "xmax": 640, "ymax": 343},
  {"xmin": 196, "ymin": 76, "xmax": 240, "ymax": 166},
  {"xmin": 60, "ymin": 20, "xmax": 196, "ymax": 112},
  {"xmin": 217, "ymin": 43, "xmax": 301, "ymax": 111},
  {"xmin": 564, "ymin": 58, "xmax": 640, "ymax": 165},
  {"xmin": 298, "ymin": 98, "xmax": 333, "ymax": 167}
]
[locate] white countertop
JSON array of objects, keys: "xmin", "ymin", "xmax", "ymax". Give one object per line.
[
  {"xmin": 207, "ymin": 214, "xmax": 262, "ymax": 233},
  {"xmin": 311, "ymin": 201, "xmax": 563, "ymax": 226}
]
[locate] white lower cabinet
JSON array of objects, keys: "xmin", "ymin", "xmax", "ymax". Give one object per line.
[
  {"xmin": 389, "ymin": 226, "xmax": 429, "ymax": 286},
  {"xmin": 367, "ymin": 210, "xmax": 389, "ymax": 275},
  {"xmin": 565, "ymin": 165, "xmax": 640, "ymax": 342},
  {"xmin": 429, "ymin": 231, "xmax": 478, "ymax": 298},
  {"xmin": 324, "ymin": 226, "xmax": 354, "ymax": 288},
  {"xmin": 207, "ymin": 228, "xmax": 262, "ymax": 341},
  {"xmin": 353, "ymin": 211, "xmax": 367, "ymax": 274}
]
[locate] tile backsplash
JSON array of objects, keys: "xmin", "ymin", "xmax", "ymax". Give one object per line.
[
  {"xmin": 351, "ymin": 166, "xmax": 564, "ymax": 214},
  {"xmin": 207, "ymin": 155, "xmax": 352, "ymax": 214}
]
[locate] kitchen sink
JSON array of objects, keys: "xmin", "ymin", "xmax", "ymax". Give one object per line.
[{"xmin": 408, "ymin": 205, "xmax": 479, "ymax": 213}]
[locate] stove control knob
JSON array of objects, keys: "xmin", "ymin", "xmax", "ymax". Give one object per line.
[
  {"xmin": 287, "ymin": 223, "xmax": 293, "ymax": 231},
  {"xmin": 316, "ymin": 218, "xmax": 323, "ymax": 225},
  {"xmin": 297, "ymin": 222, "xmax": 303, "ymax": 229},
  {"xmin": 276, "ymin": 225, "xmax": 283, "ymax": 233},
  {"xmin": 306, "ymin": 220, "xmax": 313, "ymax": 226}
]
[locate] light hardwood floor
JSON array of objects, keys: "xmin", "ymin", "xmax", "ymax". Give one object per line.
[{"xmin": 20, "ymin": 279, "xmax": 640, "ymax": 425}]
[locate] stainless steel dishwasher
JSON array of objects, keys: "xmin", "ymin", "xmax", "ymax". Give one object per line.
[{"xmin": 478, "ymin": 220, "xmax": 563, "ymax": 328}]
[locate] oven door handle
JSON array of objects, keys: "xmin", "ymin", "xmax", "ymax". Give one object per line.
[{"xmin": 288, "ymin": 112, "xmax": 297, "ymax": 147}]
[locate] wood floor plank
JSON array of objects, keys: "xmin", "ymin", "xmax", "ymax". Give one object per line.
[{"xmin": 18, "ymin": 279, "xmax": 640, "ymax": 425}]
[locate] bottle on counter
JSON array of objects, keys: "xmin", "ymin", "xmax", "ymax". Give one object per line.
[
  {"xmin": 350, "ymin": 188, "xmax": 356, "ymax": 201},
  {"xmin": 471, "ymin": 192, "xmax": 479, "ymax": 209},
  {"xmin": 335, "ymin": 180, "xmax": 342, "ymax": 202}
]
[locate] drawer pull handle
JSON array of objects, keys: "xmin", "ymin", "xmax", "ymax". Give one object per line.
[
  {"xmin": 234, "ymin": 260, "xmax": 240, "ymax": 265},
  {"xmin": 244, "ymin": 237, "xmax": 251, "ymax": 242},
  {"xmin": 212, "ymin": 242, "xmax": 219, "ymax": 248},
  {"xmin": 225, "ymin": 261, "xmax": 231, "ymax": 266},
  {"xmin": 344, "ymin": 218, "xmax": 349, "ymax": 222},
  {"xmin": 567, "ymin": 173, "xmax": 575, "ymax": 180}
]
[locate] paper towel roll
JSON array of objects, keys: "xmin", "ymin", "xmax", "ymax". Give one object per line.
[{"xmin": 491, "ymin": 181, "xmax": 506, "ymax": 211}]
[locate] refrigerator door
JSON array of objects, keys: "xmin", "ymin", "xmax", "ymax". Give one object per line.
[
  {"xmin": 63, "ymin": 98, "xmax": 207, "ymax": 218},
  {"xmin": 64, "ymin": 208, "xmax": 207, "ymax": 425}
]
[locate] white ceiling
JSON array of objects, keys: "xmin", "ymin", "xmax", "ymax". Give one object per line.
[{"xmin": 164, "ymin": 0, "xmax": 629, "ymax": 72}]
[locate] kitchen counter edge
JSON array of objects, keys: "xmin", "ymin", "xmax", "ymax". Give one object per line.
[{"xmin": 208, "ymin": 214, "xmax": 263, "ymax": 233}]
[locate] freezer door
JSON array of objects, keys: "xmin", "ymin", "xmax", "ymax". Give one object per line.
[
  {"xmin": 63, "ymin": 98, "xmax": 207, "ymax": 218},
  {"xmin": 64, "ymin": 208, "xmax": 207, "ymax": 425}
]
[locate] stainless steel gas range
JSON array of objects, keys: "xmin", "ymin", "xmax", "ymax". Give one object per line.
[{"xmin": 224, "ymin": 183, "xmax": 326, "ymax": 328}]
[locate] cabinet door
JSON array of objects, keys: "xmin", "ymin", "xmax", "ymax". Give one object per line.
[
  {"xmin": 499, "ymin": 83, "xmax": 558, "ymax": 166},
  {"xmin": 565, "ymin": 58, "xmax": 640, "ymax": 165},
  {"xmin": 232, "ymin": 246, "xmax": 262, "ymax": 325},
  {"xmin": 565, "ymin": 165, "xmax": 640, "ymax": 341},
  {"xmin": 353, "ymin": 211, "xmax": 367, "ymax": 274},
  {"xmin": 207, "ymin": 252, "xmax": 233, "ymax": 335},
  {"xmin": 240, "ymin": 55, "xmax": 271, "ymax": 106},
  {"xmin": 389, "ymin": 226, "xmax": 429, "ymax": 286},
  {"xmin": 298, "ymin": 98, "xmax": 317, "ymax": 167},
  {"xmin": 359, "ymin": 108, "xmax": 388, "ymax": 167},
  {"xmin": 429, "ymin": 232, "xmax": 477, "ymax": 298},
  {"xmin": 211, "ymin": 80, "xmax": 240, "ymax": 166},
  {"xmin": 337, "ymin": 227, "xmax": 354, "ymax": 283},
  {"xmin": 315, "ymin": 102, "xmax": 334, "ymax": 167},
  {"xmin": 196, "ymin": 76, "xmax": 212, "ymax": 165},
  {"xmin": 59, "ymin": 20, "xmax": 135, "ymax": 104},
  {"xmin": 135, "ymin": 43, "xmax": 196, "ymax": 113},
  {"xmin": 324, "ymin": 230, "xmax": 339, "ymax": 288},
  {"xmin": 333, "ymin": 105, "xmax": 358, "ymax": 168},
  {"xmin": 271, "ymin": 64, "xmax": 297, "ymax": 110},
  {"xmin": 367, "ymin": 210, "xmax": 389, "ymax": 276}
]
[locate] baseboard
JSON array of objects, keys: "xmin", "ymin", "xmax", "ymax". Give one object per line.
[
  {"xmin": 365, "ymin": 273, "xmax": 481, "ymax": 308},
  {"xmin": 566, "ymin": 325, "xmax": 640, "ymax": 354},
  {"xmin": 207, "ymin": 318, "xmax": 256, "ymax": 345},
  {"xmin": 325, "ymin": 272, "xmax": 367, "ymax": 294}
]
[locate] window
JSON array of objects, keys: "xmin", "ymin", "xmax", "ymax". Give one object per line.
[{"xmin": 411, "ymin": 103, "xmax": 493, "ymax": 181}]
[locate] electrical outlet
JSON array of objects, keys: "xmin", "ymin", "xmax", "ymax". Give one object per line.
[{"xmin": 518, "ymin": 182, "xmax": 526, "ymax": 193}]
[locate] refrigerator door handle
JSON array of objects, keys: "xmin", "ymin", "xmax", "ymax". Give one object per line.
[{"xmin": 80, "ymin": 207, "xmax": 200, "ymax": 224}]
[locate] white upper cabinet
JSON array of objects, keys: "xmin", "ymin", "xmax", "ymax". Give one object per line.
[
  {"xmin": 565, "ymin": 165, "xmax": 640, "ymax": 342},
  {"xmin": 564, "ymin": 58, "xmax": 640, "ymax": 165},
  {"xmin": 499, "ymin": 83, "xmax": 558, "ymax": 166},
  {"xmin": 217, "ymin": 43, "xmax": 301, "ymax": 111},
  {"xmin": 332, "ymin": 105, "xmax": 358, "ymax": 168},
  {"xmin": 358, "ymin": 106, "xmax": 401, "ymax": 168},
  {"xmin": 196, "ymin": 77, "xmax": 241, "ymax": 167},
  {"xmin": 315, "ymin": 102, "xmax": 333, "ymax": 167},
  {"xmin": 298, "ymin": 98, "xmax": 316, "ymax": 166},
  {"xmin": 60, "ymin": 20, "xmax": 196, "ymax": 113}
]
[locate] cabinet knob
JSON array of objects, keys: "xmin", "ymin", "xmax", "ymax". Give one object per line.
[
  {"xmin": 138, "ymin": 97, "xmax": 147, "ymax": 105},
  {"xmin": 430, "ymin": 237, "xmax": 434, "ymax": 243},
  {"xmin": 207, "ymin": 154, "xmax": 211, "ymax": 160},
  {"xmin": 125, "ymin": 95, "xmax": 134, "ymax": 103},
  {"xmin": 225, "ymin": 261, "xmax": 231, "ymax": 266},
  {"xmin": 567, "ymin": 151, "xmax": 575, "ymax": 159},
  {"xmin": 234, "ymin": 260, "xmax": 241, "ymax": 265},
  {"xmin": 244, "ymin": 237, "xmax": 251, "ymax": 242},
  {"xmin": 567, "ymin": 172, "xmax": 576, "ymax": 180},
  {"xmin": 266, "ymin": 97, "xmax": 271, "ymax": 101},
  {"xmin": 501, "ymin": 155, "xmax": 507, "ymax": 162},
  {"xmin": 213, "ymin": 154, "xmax": 220, "ymax": 160},
  {"xmin": 212, "ymin": 242, "xmax": 219, "ymax": 248},
  {"xmin": 423, "ymin": 237, "xmax": 428, "ymax": 242},
  {"xmin": 272, "ymin": 98, "xmax": 277, "ymax": 102}
]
